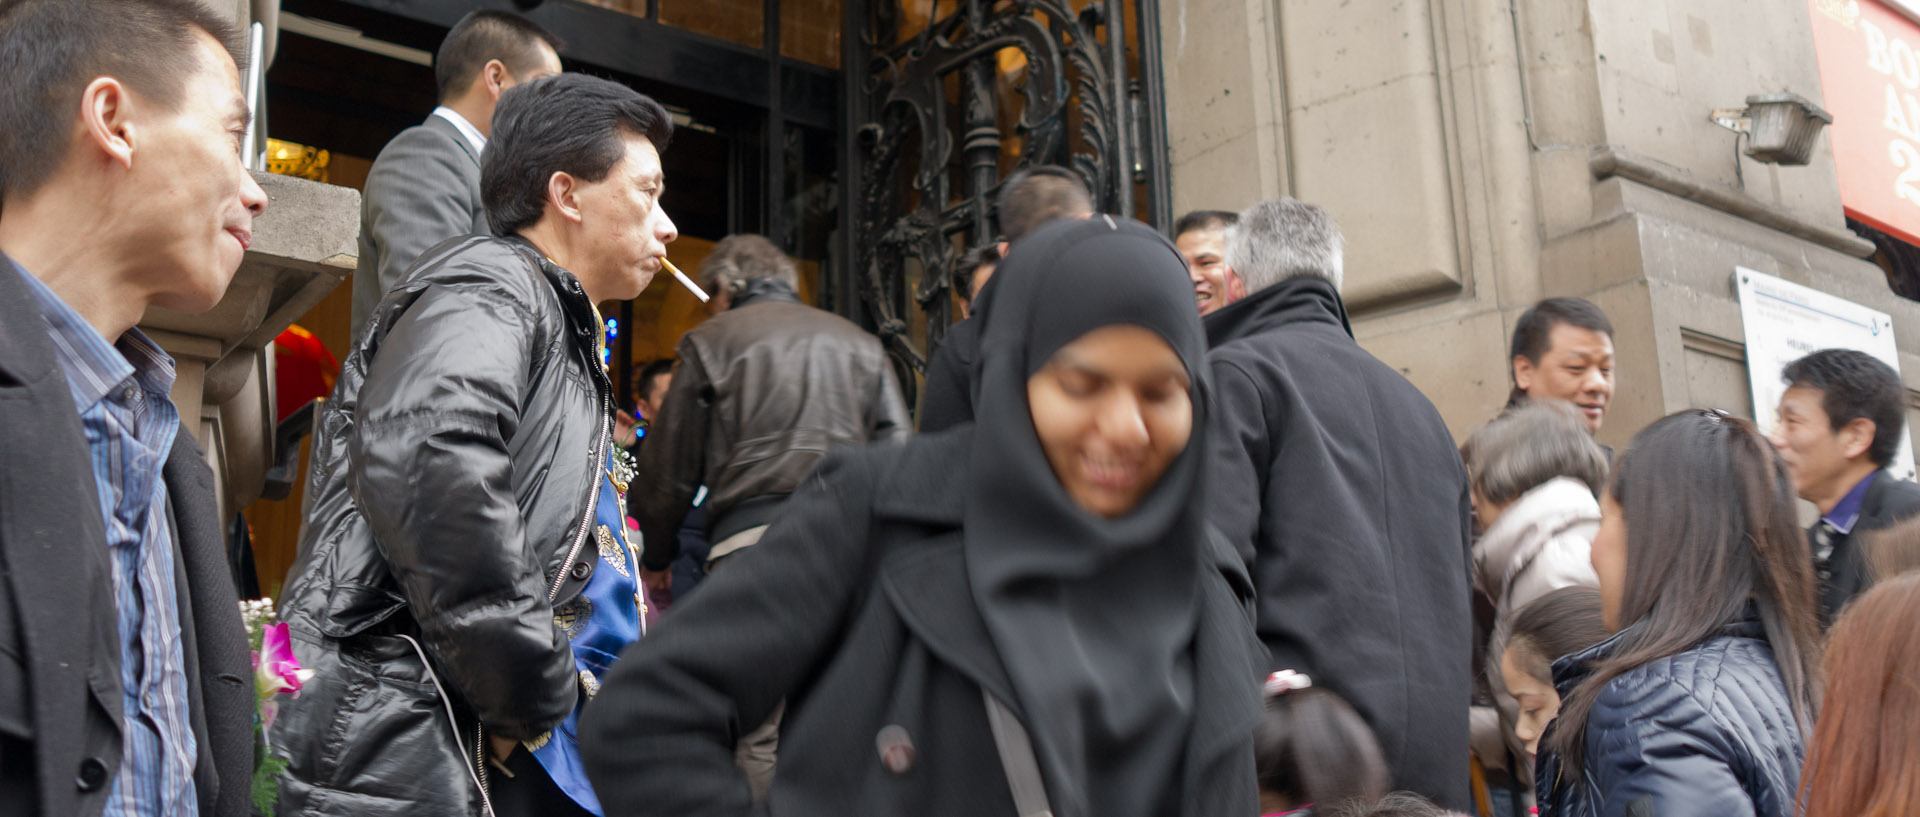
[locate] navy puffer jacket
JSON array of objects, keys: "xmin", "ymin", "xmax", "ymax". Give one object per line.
[{"xmin": 1536, "ymin": 615, "xmax": 1806, "ymax": 817}]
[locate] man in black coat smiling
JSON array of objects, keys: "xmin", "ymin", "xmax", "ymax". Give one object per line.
[{"xmin": 1204, "ymin": 199, "xmax": 1474, "ymax": 811}]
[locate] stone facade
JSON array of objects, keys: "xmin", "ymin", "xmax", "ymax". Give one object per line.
[{"xmin": 1159, "ymin": 0, "xmax": 1920, "ymax": 458}]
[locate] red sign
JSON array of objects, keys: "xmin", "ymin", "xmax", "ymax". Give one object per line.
[{"xmin": 1809, "ymin": 0, "xmax": 1920, "ymax": 245}]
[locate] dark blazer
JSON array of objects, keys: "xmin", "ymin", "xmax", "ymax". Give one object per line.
[
  {"xmin": 351, "ymin": 113, "xmax": 492, "ymax": 338},
  {"xmin": 1536, "ymin": 617, "xmax": 1805, "ymax": 817},
  {"xmin": 1814, "ymin": 470, "xmax": 1920, "ymax": 623},
  {"xmin": 1204, "ymin": 276, "xmax": 1475, "ymax": 812},
  {"xmin": 0, "ymin": 266, "xmax": 253, "ymax": 817},
  {"xmin": 583, "ymin": 430, "xmax": 1261, "ymax": 817}
]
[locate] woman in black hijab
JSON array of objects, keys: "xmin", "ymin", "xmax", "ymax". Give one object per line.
[{"xmin": 581, "ymin": 217, "xmax": 1259, "ymax": 817}]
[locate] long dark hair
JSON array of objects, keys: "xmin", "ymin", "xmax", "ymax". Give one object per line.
[{"xmin": 1548, "ymin": 410, "xmax": 1821, "ymax": 772}]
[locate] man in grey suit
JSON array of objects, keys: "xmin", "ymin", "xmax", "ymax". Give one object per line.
[{"xmin": 351, "ymin": 9, "xmax": 562, "ymax": 337}]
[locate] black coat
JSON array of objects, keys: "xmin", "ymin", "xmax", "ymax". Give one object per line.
[
  {"xmin": 1813, "ymin": 470, "xmax": 1920, "ymax": 623},
  {"xmin": 1535, "ymin": 617, "xmax": 1806, "ymax": 817},
  {"xmin": 581, "ymin": 430, "xmax": 1262, "ymax": 817},
  {"xmin": 917, "ymin": 315, "xmax": 980, "ymax": 432},
  {"xmin": 1203, "ymin": 277, "xmax": 1474, "ymax": 811},
  {"xmin": 272, "ymin": 235, "xmax": 612, "ymax": 817},
  {"xmin": 0, "ymin": 266, "xmax": 253, "ymax": 817}
]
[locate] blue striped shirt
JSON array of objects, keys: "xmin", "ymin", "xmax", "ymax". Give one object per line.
[{"xmin": 12, "ymin": 260, "xmax": 199, "ymax": 816}]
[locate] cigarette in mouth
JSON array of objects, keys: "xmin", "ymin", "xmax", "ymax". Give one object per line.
[{"xmin": 662, "ymin": 258, "xmax": 709, "ymax": 302}]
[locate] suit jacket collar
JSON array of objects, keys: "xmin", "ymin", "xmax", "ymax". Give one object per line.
[
  {"xmin": 426, "ymin": 108, "xmax": 484, "ymax": 166},
  {"xmin": 0, "ymin": 255, "xmax": 60, "ymax": 386},
  {"xmin": 1203, "ymin": 275, "xmax": 1353, "ymax": 347},
  {"xmin": 1858, "ymin": 469, "xmax": 1920, "ymax": 528}
]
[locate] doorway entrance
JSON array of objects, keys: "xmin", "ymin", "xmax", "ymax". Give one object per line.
[{"xmin": 245, "ymin": 0, "xmax": 1171, "ymax": 592}]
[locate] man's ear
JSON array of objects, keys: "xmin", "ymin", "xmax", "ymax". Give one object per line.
[
  {"xmin": 547, "ymin": 171, "xmax": 584, "ymax": 224},
  {"xmin": 1512, "ymin": 354, "xmax": 1537, "ymax": 392},
  {"xmin": 1839, "ymin": 417, "xmax": 1878, "ymax": 462},
  {"xmin": 80, "ymin": 77, "xmax": 136, "ymax": 171},
  {"xmin": 1224, "ymin": 266, "xmax": 1248, "ymax": 302},
  {"xmin": 483, "ymin": 59, "xmax": 510, "ymax": 102}
]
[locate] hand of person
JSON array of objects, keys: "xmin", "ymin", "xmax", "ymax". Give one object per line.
[
  {"xmin": 614, "ymin": 409, "xmax": 639, "ymax": 447},
  {"xmin": 641, "ymin": 567, "xmax": 674, "ymax": 600},
  {"xmin": 489, "ymin": 735, "xmax": 518, "ymax": 766}
]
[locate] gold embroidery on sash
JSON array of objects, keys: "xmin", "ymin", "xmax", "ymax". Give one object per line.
[
  {"xmin": 597, "ymin": 525, "xmax": 631, "ymax": 578},
  {"xmin": 554, "ymin": 597, "xmax": 593, "ymax": 641}
]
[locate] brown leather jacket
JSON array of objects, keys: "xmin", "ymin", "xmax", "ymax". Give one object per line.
[{"xmin": 631, "ymin": 278, "xmax": 910, "ymax": 568}]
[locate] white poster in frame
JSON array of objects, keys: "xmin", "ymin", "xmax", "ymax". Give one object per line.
[{"xmin": 1734, "ymin": 266, "xmax": 1916, "ymax": 483}]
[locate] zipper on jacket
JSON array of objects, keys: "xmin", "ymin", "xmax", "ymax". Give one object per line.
[
  {"xmin": 548, "ymin": 393, "xmax": 611, "ymax": 603},
  {"xmin": 473, "ymin": 720, "xmax": 493, "ymax": 810}
]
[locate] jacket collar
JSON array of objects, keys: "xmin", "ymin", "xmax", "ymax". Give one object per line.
[
  {"xmin": 1551, "ymin": 607, "xmax": 1768, "ymax": 697},
  {"xmin": 1203, "ymin": 275, "xmax": 1353, "ymax": 347},
  {"xmin": 0, "ymin": 255, "xmax": 58, "ymax": 386},
  {"xmin": 425, "ymin": 109, "xmax": 484, "ymax": 166},
  {"xmin": 1855, "ymin": 469, "xmax": 1917, "ymax": 529},
  {"xmin": 499, "ymin": 235, "xmax": 615, "ymax": 398},
  {"xmin": 731, "ymin": 276, "xmax": 803, "ymax": 309}
]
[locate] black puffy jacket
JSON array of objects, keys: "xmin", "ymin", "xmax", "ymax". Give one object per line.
[
  {"xmin": 271, "ymin": 235, "xmax": 614, "ymax": 817},
  {"xmin": 1536, "ymin": 616, "xmax": 1807, "ymax": 817}
]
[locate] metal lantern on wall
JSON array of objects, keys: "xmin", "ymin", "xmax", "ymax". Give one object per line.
[{"xmin": 1711, "ymin": 92, "xmax": 1833, "ymax": 166}]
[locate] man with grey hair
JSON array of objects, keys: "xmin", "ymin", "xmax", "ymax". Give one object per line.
[{"xmin": 1205, "ymin": 198, "xmax": 1474, "ymax": 811}]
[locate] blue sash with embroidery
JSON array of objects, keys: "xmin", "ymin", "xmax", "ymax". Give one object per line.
[{"xmin": 527, "ymin": 451, "xmax": 646, "ymax": 815}]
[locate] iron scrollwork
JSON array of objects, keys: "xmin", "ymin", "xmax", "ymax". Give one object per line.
[{"xmin": 850, "ymin": 0, "xmax": 1137, "ymax": 403}]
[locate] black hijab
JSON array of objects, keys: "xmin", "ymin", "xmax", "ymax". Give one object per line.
[{"xmin": 964, "ymin": 216, "xmax": 1211, "ymax": 817}]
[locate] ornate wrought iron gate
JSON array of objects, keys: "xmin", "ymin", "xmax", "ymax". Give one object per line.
[{"xmin": 838, "ymin": 0, "xmax": 1173, "ymax": 404}]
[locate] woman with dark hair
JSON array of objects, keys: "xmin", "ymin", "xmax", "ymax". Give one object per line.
[
  {"xmin": 580, "ymin": 217, "xmax": 1259, "ymax": 817},
  {"xmin": 1497, "ymin": 586, "xmax": 1609, "ymax": 763},
  {"xmin": 1535, "ymin": 410, "xmax": 1821, "ymax": 817},
  {"xmin": 1799, "ymin": 571, "xmax": 1920, "ymax": 817},
  {"xmin": 1255, "ymin": 670, "xmax": 1390, "ymax": 816}
]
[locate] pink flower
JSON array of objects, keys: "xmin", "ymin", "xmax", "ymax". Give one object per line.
[
  {"xmin": 253, "ymin": 623, "xmax": 313, "ymax": 733},
  {"xmin": 258, "ymin": 622, "xmax": 313, "ymax": 695}
]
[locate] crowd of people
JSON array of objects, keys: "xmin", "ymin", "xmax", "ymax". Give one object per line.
[{"xmin": 4, "ymin": 3, "xmax": 1920, "ymax": 817}]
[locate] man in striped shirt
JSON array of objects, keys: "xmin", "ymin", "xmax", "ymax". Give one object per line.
[{"xmin": 0, "ymin": 2, "xmax": 268, "ymax": 815}]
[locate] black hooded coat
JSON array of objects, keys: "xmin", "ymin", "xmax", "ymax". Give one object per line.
[{"xmin": 581, "ymin": 217, "xmax": 1260, "ymax": 817}]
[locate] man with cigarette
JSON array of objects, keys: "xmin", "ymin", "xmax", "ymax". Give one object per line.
[
  {"xmin": 272, "ymin": 74, "xmax": 678, "ymax": 816},
  {"xmin": 627, "ymin": 233, "xmax": 909, "ymax": 799}
]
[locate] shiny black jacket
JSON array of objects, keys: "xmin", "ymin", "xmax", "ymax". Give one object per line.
[
  {"xmin": 631, "ymin": 277, "xmax": 910, "ymax": 565},
  {"xmin": 1536, "ymin": 617, "xmax": 1807, "ymax": 817},
  {"xmin": 271, "ymin": 235, "xmax": 613, "ymax": 817}
]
